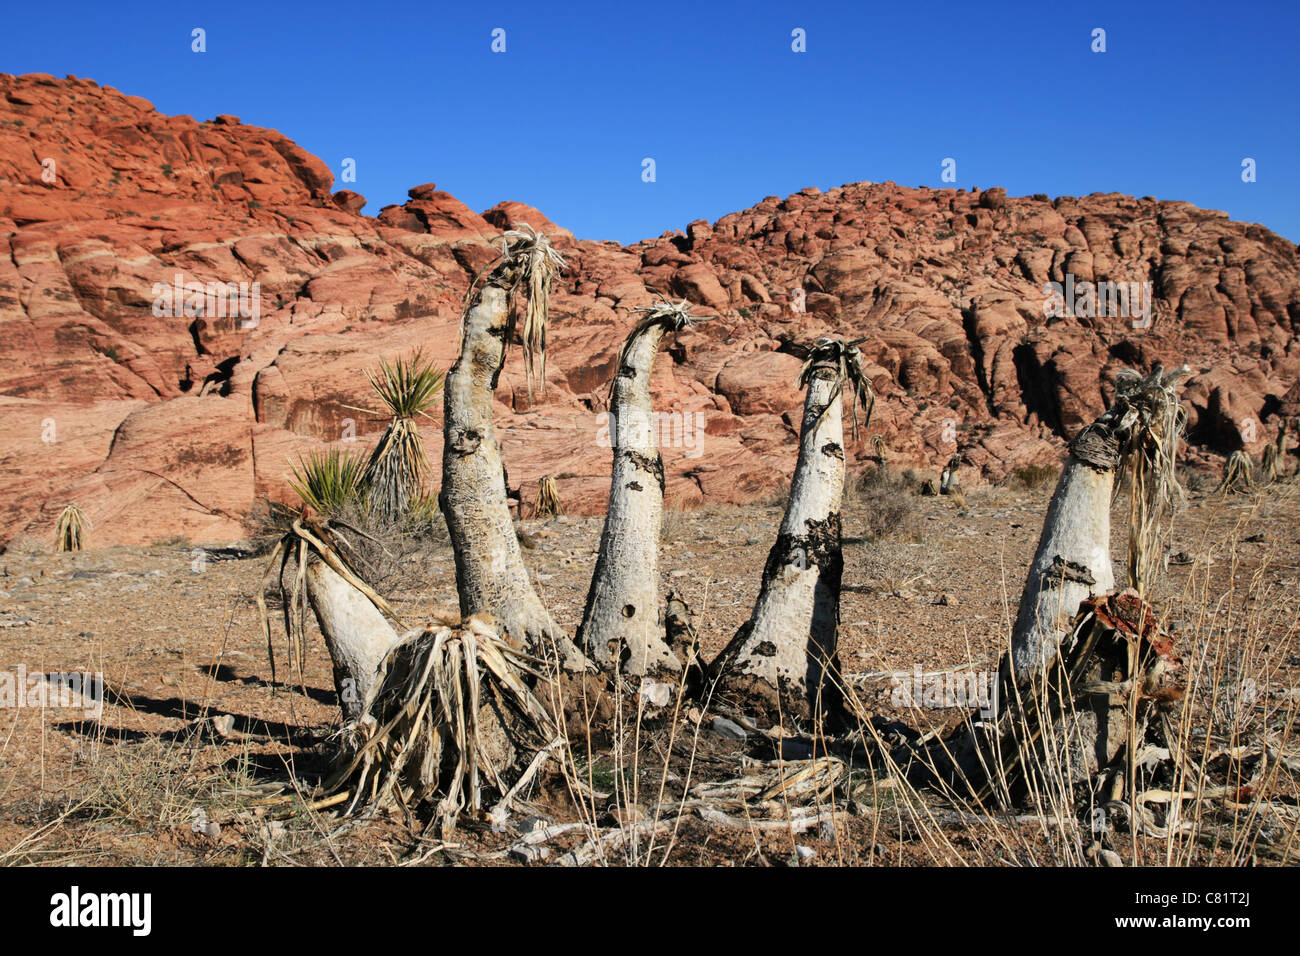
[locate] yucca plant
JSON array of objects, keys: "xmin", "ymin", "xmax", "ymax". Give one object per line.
[
  {"xmin": 288, "ymin": 448, "xmax": 367, "ymax": 518},
  {"xmin": 260, "ymin": 451, "xmax": 405, "ymax": 715},
  {"xmin": 256, "ymin": 507, "xmax": 404, "ymax": 718},
  {"xmin": 931, "ymin": 367, "xmax": 1193, "ymax": 803},
  {"xmin": 359, "ymin": 351, "xmax": 444, "ymax": 522},
  {"xmin": 439, "ymin": 224, "xmax": 584, "ymax": 667},
  {"xmin": 1262, "ymin": 420, "xmax": 1289, "ymax": 483},
  {"xmin": 579, "ymin": 299, "xmax": 710, "ymax": 680},
  {"xmin": 533, "ymin": 475, "xmax": 562, "ymax": 519},
  {"xmin": 709, "ymin": 338, "xmax": 873, "ymax": 725},
  {"xmin": 1215, "ymin": 449, "xmax": 1255, "ymax": 495},
  {"xmin": 56, "ymin": 504, "xmax": 88, "ymax": 552}
]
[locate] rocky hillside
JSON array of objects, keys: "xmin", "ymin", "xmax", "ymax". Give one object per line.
[{"xmin": 2, "ymin": 72, "xmax": 1298, "ymax": 547}]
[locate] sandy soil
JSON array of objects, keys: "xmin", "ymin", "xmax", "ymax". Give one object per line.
[{"xmin": 1, "ymin": 478, "xmax": 1297, "ymax": 865}]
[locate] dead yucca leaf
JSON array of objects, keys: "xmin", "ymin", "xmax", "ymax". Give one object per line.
[
  {"xmin": 797, "ymin": 337, "xmax": 875, "ymax": 441},
  {"xmin": 55, "ymin": 504, "xmax": 88, "ymax": 552},
  {"xmin": 533, "ymin": 475, "xmax": 562, "ymax": 519},
  {"xmin": 359, "ymin": 351, "xmax": 443, "ymax": 522},
  {"xmin": 324, "ymin": 614, "xmax": 559, "ymax": 835},
  {"xmin": 1262, "ymin": 421, "xmax": 1289, "ymax": 483},
  {"xmin": 1111, "ymin": 364, "xmax": 1191, "ymax": 596},
  {"xmin": 492, "ymin": 223, "xmax": 566, "ymax": 402},
  {"xmin": 1215, "ymin": 449, "xmax": 1256, "ymax": 496}
]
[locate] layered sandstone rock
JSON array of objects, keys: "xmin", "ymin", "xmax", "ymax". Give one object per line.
[{"xmin": 1, "ymin": 73, "xmax": 1296, "ymax": 547}]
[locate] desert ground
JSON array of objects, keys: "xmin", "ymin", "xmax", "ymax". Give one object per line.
[{"xmin": 2, "ymin": 469, "xmax": 1296, "ymax": 866}]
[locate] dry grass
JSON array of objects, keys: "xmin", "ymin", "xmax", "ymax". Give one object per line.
[
  {"xmin": 8, "ymin": 485, "xmax": 1298, "ymax": 868},
  {"xmin": 1008, "ymin": 463, "xmax": 1060, "ymax": 491},
  {"xmin": 850, "ymin": 466, "xmax": 914, "ymax": 541}
]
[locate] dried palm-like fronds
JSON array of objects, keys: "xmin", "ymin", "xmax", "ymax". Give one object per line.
[
  {"xmin": 1110, "ymin": 364, "xmax": 1192, "ymax": 596},
  {"xmin": 533, "ymin": 475, "xmax": 562, "ymax": 519},
  {"xmin": 1215, "ymin": 449, "xmax": 1256, "ymax": 496},
  {"xmin": 483, "ymin": 223, "xmax": 567, "ymax": 402},
  {"xmin": 609, "ymin": 298, "xmax": 711, "ymax": 403},
  {"xmin": 55, "ymin": 504, "xmax": 88, "ymax": 553},
  {"xmin": 1262, "ymin": 421, "xmax": 1289, "ymax": 483},
  {"xmin": 797, "ymin": 337, "xmax": 875, "ymax": 441},
  {"xmin": 359, "ymin": 351, "xmax": 443, "ymax": 522},
  {"xmin": 872, "ymin": 435, "xmax": 888, "ymax": 467},
  {"xmin": 288, "ymin": 448, "xmax": 367, "ymax": 518},
  {"xmin": 323, "ymin": 614, "xmax": 560, "ymax": 835}
]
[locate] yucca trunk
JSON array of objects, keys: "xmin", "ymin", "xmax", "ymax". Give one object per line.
[
  {"xmin": 1008, "ymin": 420, "xmax": 1119, "ymax": 682},
  {"xmin": 304, "ymin": 558, "xmax": 401, "ymax": 722},
  {"xmin": 709, "ymin": 360, "xmax": 846, "ymax": 724},
  {"xmin": 440, "ymin": 283, "xmax": 583, "ymax": 668},
  {"xmin": 579, "ymin": 319, "xmax": 681, "ymax": 679}
]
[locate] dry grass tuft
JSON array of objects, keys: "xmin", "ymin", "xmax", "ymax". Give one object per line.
[
  {"xmin": 55, "ymin": 504, "xmax": 88, "ymax": 553},
  {"xmin": 851, "ymin": 466, "xmax": 914, "ymax": 540}
]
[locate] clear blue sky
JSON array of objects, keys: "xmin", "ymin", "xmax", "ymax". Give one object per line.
[{"xmin": 2, "ymin": 0, "xmax": 1297, "ymax": 244}]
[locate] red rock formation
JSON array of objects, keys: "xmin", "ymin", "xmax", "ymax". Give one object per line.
[{"xmin": 1, "ymin": 73, "xmax": 1297, "ymax": 547}]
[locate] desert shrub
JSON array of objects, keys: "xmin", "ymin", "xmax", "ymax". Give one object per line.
[
  {"xmin": 660, "ymin": 503, "xmax": 689, "ymax": 543},
  {"xmin": 1182, "ymin": 466, "xmax": 1218, "ymax": 494},
  {"xmin": 1009, "ymin": 462, "xmax": 1059, "ymax": 490},
  {"xmin": 343, "ymin": 504, "xmax": 450, "ymax": 595},
  {"xmin": 898, "ymin": 468, "xmax": 924, "ymax": 494},
  {"xmin": 852, "ymin": 466, "xmax": 914, "ymax": 540}
]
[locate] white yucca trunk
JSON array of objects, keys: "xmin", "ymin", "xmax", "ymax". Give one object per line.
[
  {"xmin": 440, "ymin": 283, "xmax": 583, "ymax": 668},
  {"xmin": 305, "ymin": 559, "xmax": 401, "ymax": 722},
  {"xmin": 1008, "ymin": 421, "xmax": 1119, "ymax": 681},
  {"xmin": 579, "ymin": 320, "xmax": 682, "ymax": 678},
  {"xmin": 710, "ymin": 361, "xmax": 846, "ymax": 723}
]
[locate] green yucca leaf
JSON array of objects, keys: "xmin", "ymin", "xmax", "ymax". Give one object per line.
[
  {"xmin": 289, "ymin": 448, "xmax": 367, "ymax": 517},
  {"xmin": 367, "ymin": 350, "xmax": 444, "ymax": 420}
]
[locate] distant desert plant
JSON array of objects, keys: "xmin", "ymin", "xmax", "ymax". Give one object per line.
[
  {"xmin": 659, "ymin": 501, "xmax": 688, "ymax": 542},
  {"xmin": 55, "ymin": 504, "xmax": 88, "ymax": 552},
  {"xmin": 359, "ymin": 350, "xmax": 444, "ymax": 522},
  {"xmin": 1009, "ymin": 462, "xmax": 1059, "ymax": 490},
  {"xmin": 533, "ymin": 474, "xmax": 562, "ymax": 519},
  {"xmin": 1215, "ymin": 449, "xmax": 1256, "ymax": 495},
  {"xmin": 1261, "ymin": 420, "xmax": 1289, "ymax": 483},
  {"xmin": 852, "ymin": 466, "xmax": 913, "ymax": 540}
]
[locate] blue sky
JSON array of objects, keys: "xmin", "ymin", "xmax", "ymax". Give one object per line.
[{"xmin": 2, "ymin": 0, "xmax": 1297, "ymax": 243}]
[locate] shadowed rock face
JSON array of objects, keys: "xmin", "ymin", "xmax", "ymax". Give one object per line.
[{"xmin": 1, "ymin": 73, "xmax": 1297, "ymax": 548}]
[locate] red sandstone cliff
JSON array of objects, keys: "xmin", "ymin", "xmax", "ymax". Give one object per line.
[{"xmin": 2, "ymin": 73, "xmax": 1296, "ymax": 547}]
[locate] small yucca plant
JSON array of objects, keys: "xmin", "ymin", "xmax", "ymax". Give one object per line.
[
  {"xmin": 1262, "ymin": 420, "xmax": 1289, "ymax": 483},
  {"xmin": 288, "ymin": 449, "xmax": 367, "ymax": 518},
  {"xmin": 1215, "ymin": 449, "xmax": 1256, "ymax": 495},
  {"xmin": 56, "ymin": 504, "xmax": 88, "ymax": 552},
  {"xmin": 360, "ymin": 351, "xmax": 444, "ymax": 522},
  {"xmin": 533, "ymin": 475, "xmax": 562, "ymax": 519}
]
